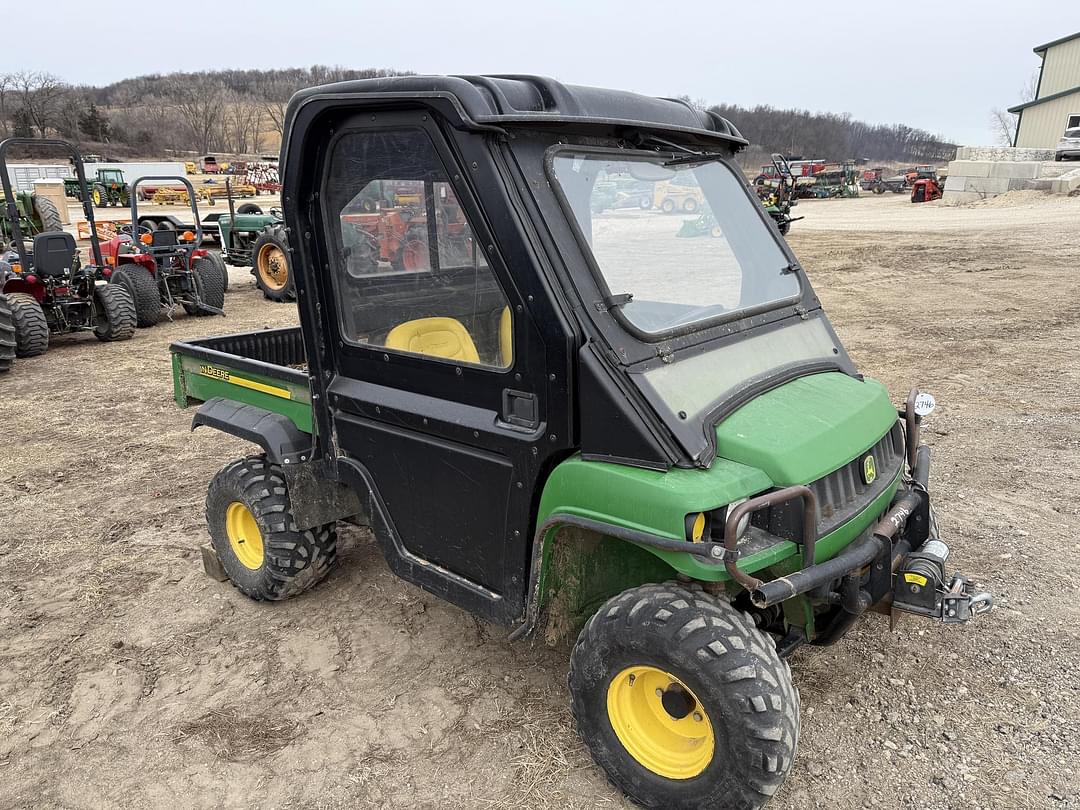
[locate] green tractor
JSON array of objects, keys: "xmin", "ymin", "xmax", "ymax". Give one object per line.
[
  {"xmin": 64, "ymin": 168, "xmax": 130, "ymax": 207},
  {"xmin": 0, "ymin": 188, "xmax": 63, "ymax": 240},
  {"xmin": 217, "ymin": 185, "xmax": 292, "ymax": 301}
]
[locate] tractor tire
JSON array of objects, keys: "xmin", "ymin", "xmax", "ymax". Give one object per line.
[
  {"xmin": 183, "ymin": 258, "xmax": 226, "ymax": 316},
  {"xmin": 0, "ymin": 295, "xmax": 15, "ymax": 373},
  {"xmin": 638, "ymin": 197, "xmax": 653, "ymax": 210},
  {"xmin": 93, "ymin": 283, "xmax": 136, "ymax": 342},
  {"xmin": 111, "ymin": 265, "xmax": 161, "ymax": 327},
  {"xmin": 778, "ymin": 219, "xmax": 791, "ymax": 236},
  {"xmin": 92, "ymin": 184, "xmax": 109, "ymax": 208},
  {"xmin": 569, "ymin": 582, "xmax": 798, "ymax": 810},
  {"xmin": 32, "ymin": 196, "xmax": 64, "ymax": 233},
  {"xmin": 7, "ymin": 292, "xmax": 49, "ymax": 357},
  {"xmin": 206, "ymin": 455, "xmax": 338, "ymax": 601},
  {"xmin": 237, "ymin": 203, "xmax": 263, "ymax": 215},
  {"xmin": 205, "ymin": 250, "xmax": 229, "ymax": 293},
  {"xmin": 661, "ymin": 198, "xmax": 677, "ymax": 214},
  {"xmin": 873, "ymin": 183, "xmax": 886, "ymax": 194},
  {"xmin": 682, "ymin": 197, "xmax": 699, "ymax": 213},
  {"xmin": 252, "ymin": 225, "xmax": 294, "ymax": 302}
]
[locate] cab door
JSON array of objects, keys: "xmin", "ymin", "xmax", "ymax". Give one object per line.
[{"xmin": 315, "ymin": 114, "xmax": 573, "ymax": 624}]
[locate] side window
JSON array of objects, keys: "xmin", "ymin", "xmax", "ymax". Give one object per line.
[{"xmin": 324, "ymin": 128, "xmax": 513, "ymax": 369}]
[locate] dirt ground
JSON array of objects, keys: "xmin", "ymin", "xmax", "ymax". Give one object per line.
[{"xmin": 1, "ymin": 191, "xmax": 1078, "ymax": 809}]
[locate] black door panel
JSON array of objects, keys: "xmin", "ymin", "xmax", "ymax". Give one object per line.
[{"xmin": 334, "ymin": 412, "xmax": 513, "ymax": 589}]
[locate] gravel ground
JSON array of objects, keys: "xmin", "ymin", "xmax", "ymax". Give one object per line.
[{"xmin": 0, "ymin": 190, "xmax": 1077, "ymax": 809}]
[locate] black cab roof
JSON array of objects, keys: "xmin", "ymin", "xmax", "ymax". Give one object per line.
[{"xmin": 284, "ymin": 74, "xmax": 746, "ymax": 149}]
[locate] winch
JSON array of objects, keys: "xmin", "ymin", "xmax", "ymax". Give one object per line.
[{"xmin": 892, "ymin": 538, "xmax": 993, "ymax": 623}]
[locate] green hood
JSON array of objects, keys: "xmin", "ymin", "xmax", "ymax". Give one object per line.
[{"xmin": 715, "ymin": 372, "xmax": 897, "ymax": 486}]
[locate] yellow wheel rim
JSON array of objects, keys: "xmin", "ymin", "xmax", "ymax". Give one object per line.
[
  {"xmin": 606, "ymin": 666, "xmax": 715, "ymax": 780},
  {"xmin": 225, "ymin": 501, "xmax": 264, "ymax": 570},
  {"xmin": 257, "ymin": 244, "xmax": 288, "ymax": 291}
]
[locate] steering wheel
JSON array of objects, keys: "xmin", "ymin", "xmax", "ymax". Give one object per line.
[{"xmin": 118, "ymin": 223, "xmax": 155, "ymax": 239}]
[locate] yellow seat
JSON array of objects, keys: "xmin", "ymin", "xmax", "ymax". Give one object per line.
[
  {"xmin": 385, "ymin": 317, "xmax": 480, "ymax": 363},
  {"xmin": 499, "ymin": 307, "xmax": 512, "ymax": 366}
]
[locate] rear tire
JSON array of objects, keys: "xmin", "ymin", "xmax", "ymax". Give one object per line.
[
  {"xmin": 205, "ymin": 250, "xmax": 229, "ymax": 293},
  {"xmin": 237, "ymin": 203, "xmax": 263, "ymax": 215},
  {"xmin": 111, "ymin": 264, "xmax": 161, "ymax": 327},
  {"xmin": 252, "ymin": 225, "xmax": 294, "ymax": 301},
  {"xmin": 0, "ymin": 294, "xmax": 15, "ymax": 373},
  {"xmin": 206, "ymin": 455, "xmax": 338, "ymax": 601},
  {"xmin": 92, "ymin": 184, "xmax": 109, "ymax": 208},
  {"xmin": 569, "ymin": 582, "xmax": 798, "ymax": 810},
  {"xmin": 185, "ymin": 257, "xmax": 225, "ymax": 316},
  {"xmin": 93, "ymin": 283, "xmax": 136, "ymax": 341},
  {"xmin": 7, "ymin": 292, "xmax": 49, "ymax": 357},
  {"xmin": 32, "ymin": 196, "xmax": 64, "ymax": 233}
]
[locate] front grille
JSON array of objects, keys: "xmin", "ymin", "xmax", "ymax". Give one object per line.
[
  {"xmin": 748, "ymin": 421, "xmax": 905, "ymax": 542},
  {"xmin": 809, "ymin": 420, "xmax": 905, "ymax": 535}
]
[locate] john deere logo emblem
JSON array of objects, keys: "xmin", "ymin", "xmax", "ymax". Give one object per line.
[{"xmin": 862, "ymin": 455, "xmax": 877, "ymax": 484}]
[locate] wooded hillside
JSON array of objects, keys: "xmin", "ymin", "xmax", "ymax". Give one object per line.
[{"xmin": 0, "ymin": 68, "xmax": 954, "ymax": 166}]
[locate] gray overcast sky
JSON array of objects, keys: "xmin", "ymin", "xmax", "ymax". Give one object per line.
[{"xmin": 5, "ymin": 1, "xmax": 1077, "ymax": 146}]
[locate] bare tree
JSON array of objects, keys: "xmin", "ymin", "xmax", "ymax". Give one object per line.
[
  {"xmin": 0, "ymin": 73, "xmax": 13, "ymax": 137},
  {"xmin": 166, "ymin": 74, "xmax": 227, "ymax": 154},
  {"xmin": 10, "ymin": 71, "xmax": 66, "ymax": 137},
  {"xmin": 989, "ymin": 108, "xmax": 1018, "ymax": 146},
  {"xmin": 223, "ymin": 94, "xmax": 263, "ymax": 154}
]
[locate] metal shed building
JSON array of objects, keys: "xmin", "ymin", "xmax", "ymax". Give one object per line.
[{"xmin": 1010, "ymin": 31, "xmax": 1080, "ymax": 148}]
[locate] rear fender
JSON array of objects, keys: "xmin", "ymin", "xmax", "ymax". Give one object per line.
[{"xmin": 192, "ymin": 397, "xmax": 312, "ymax": 465}]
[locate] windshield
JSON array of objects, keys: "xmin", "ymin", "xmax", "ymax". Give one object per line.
[{"xmin": 551, "ymin": 152, "xmax": 799, "ymax": 336}]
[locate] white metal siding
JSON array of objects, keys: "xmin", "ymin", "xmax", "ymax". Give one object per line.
[
  {"xmin": 5, "ymin": 164, "xmax": 74, "ymax": 193},
  {"xmin": 1016, "ymin": 89, "xmax": 1080, "ymax": 147},
  {"xmin": 1039, "ymin": 37, "xmax": 1080, "ymax": 98}
]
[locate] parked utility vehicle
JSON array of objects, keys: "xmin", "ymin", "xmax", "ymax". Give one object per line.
[
  {"xmin": 216, "ymin": 185, "xmax": 292, "ymax": 301},
  {"xmin": 102, "ymin": 175, "xmax": 226, "ymax": 327},
  {"xmin": 1, "ymin": 138, "xmax": 135, "ymax": 357},
  {"xmin": 171, "ymin": 76, "xmax": 991, "ymax": 810}
]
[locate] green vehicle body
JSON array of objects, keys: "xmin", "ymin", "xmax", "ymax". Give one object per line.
[
  {"xmin": 216, "ymin": 209, "xmax": 282, "ymax": 267},
  {"xmin": 0, "ymin": 189, "xmax": 57, "ymax": 239},
  {"xmin": 172, "ymin": 340, "xmax": 898, "ymax": 641}
]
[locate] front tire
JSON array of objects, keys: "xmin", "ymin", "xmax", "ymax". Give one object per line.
[
  {"xmin": 7, "ymin": 292, "xmax": 49, "ymax": 357},
  {"xmin": 206, "ymin": 456, "xmax": 338, "ymax": 601},
  {"xmin": 569, "ymin": 583, "xmax": 798, "ymax": 810},
  {"xmin": 93, "ymin": 283, "xmax": 136, "ymax": 341}
]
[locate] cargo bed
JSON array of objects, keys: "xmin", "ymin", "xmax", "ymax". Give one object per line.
[{"xmin": 170, "ymin": 327, "xmax": 313, "ymax": 433}]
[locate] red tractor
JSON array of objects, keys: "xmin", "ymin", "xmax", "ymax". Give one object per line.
[
  {"xmin": 0, "ymin": 138, "xmax": 136, "ymax": 360},
  {"xmin": 910, "ymin": 167, "xmax": 943, "ymax": 203},
  {"xmin": 340, "ymin": 191, "xmax": 475, "ymax": 278},
  {"xmin": 100, "ymin": 176, "xmax": 226, "ymax": 326}
]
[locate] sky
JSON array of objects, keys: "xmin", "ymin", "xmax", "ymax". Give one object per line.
[{"xmin": 4, "ymin": 1, "xmax": 1077, "ymax": 146}]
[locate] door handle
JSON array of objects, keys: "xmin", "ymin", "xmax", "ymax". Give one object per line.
[{"xmin": 501, "ymin": 389, "xmax": 538, "ymax": 429}]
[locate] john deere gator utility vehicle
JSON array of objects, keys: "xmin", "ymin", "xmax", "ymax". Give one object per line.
[
  {"xmin": 0, "ymin": 138, "xmax": 135, "ymax": 358},
  {"xmin": 101, "ymin": 175, "xmax": 226, "ymax": 327},
  {"xmin": 171, "ymin": 76, "xmax": 992, "ymax": 810}
]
